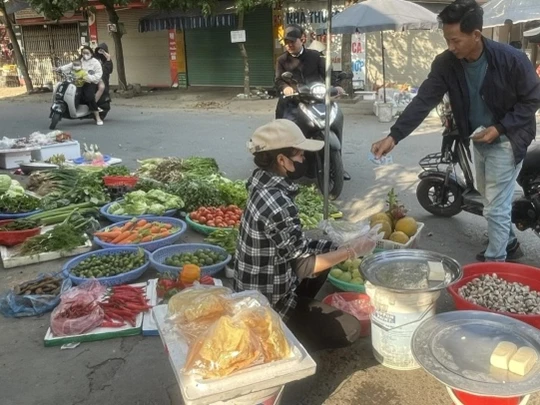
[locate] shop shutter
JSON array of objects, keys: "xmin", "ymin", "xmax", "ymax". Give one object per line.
[
  {"xmin": 22, "ymin": 23, "xmax": 80, "ymax": 87},
  {"xmin": 96, "ymin": 9, "xmax": 170, "ymax": 87},
  {"xmin": 184, "ymin": 7, "xmax": 274, "ymax": 87}
]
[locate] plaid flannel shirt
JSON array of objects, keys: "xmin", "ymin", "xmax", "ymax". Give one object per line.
[{"xmin": 234, "ymin": 169, "xmax": 336, "ymax": 321}]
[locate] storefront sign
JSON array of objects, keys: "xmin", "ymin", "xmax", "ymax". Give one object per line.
[
  {"xmin": 230, "ymin": 30, "xmax": 246, "ymax": 43},
  {"xmin": 285, "ymin": 10, "xmax": 340, "ymax": 25},
  {"xmin": 351, "ymin": 33, "xmax": 366, "ymax": 90},
  {"xmin": 168, "ymin": 30, "xmax": 178, "ymax": 87}
]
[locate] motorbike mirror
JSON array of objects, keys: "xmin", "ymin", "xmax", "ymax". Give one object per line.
[{"xmin": 281, "ymin": 72, "xmax": 296, "ymax": 84}]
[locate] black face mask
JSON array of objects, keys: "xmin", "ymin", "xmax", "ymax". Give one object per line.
[{"xmin": 285, "ymin": 157, "xmax": 307, "ymax": 180}]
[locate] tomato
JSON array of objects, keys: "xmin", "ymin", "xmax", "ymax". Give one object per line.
[
  {"xmin": 215, "ymin": 215, "xmax": 223, "ymax": 222},
  {"xmin": 199, "ymin": 216, "xmax": 207, "ymax": 224},
  {"xmin": 227, "ymin": 220, "xmax": 236, "ymax": 226},
  {"xmin": 191, "ymin": 213, "xmax": 200, "ymax": 221},
  {"xmin": 206, "ymin": 214, "xmax": 214, "ymax": 221},
  {"xmin": 207, "ymin": 221, "xmax": 216, "ymax": 227}
]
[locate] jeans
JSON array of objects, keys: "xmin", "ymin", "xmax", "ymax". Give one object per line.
[{"xmin": 474, "ymin": 136, "xmax": 522, "ymax": 261}]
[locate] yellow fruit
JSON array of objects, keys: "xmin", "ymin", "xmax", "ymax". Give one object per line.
[
  {"xmin": 389, "ymin": 231, "xmax": 410, "ymax": 244},
  {"xmin": 394, "ymin": 216, "xmax": 418, "ymax": 237},
  {"xmin": 371, "ymin": 220, "xmax": 392, "ymax": 239},
  {"xmin": 370, "ymin": 212, "xmax": 393, "ymax": 227}
]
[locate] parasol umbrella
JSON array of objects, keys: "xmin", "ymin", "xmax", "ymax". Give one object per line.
[
  {"xmin": 482, "ymin": 0, "xmax": 540, "ymax": 28},
  {"xmin": 331, "ymin": 0, "xmax": 439, "ymax": 102}
]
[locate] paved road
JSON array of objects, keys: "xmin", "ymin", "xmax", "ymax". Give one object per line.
[{"xmin": 1, "ymin": 100, "xmax": 539, "ymax": 405}]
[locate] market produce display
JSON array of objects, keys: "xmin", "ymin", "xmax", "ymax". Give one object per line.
[
  {"xmin": 369, "ymin": 188, "xmax": 419, "ymax": 244},
  {"xmin": 0, "ymin": 218, "xmax": 40, "ymax": 231},
  {"xmin": 164, "ymin": 249, "xmax": 228, "ymax": 268},
  {"xmin": 70, "ymin": 249, "xmax": 147, "ymax": 279},
  {"xmin": 107, "ymin": 190, "xmax": 184, "ymax": 216},
  {"xmin": 99, "ymin": 285, "xmax": 151, "ymax": 327},
  {"xmin": 204, "ymin": 228, "xmax": 238, "ymax": 256},
  {"xmin": 157, "ymin": 271, "xmax": 215, "ymax": 299},
  {"xmin": 27, "ymin": 202, "xmax": 98, "ymax": 226},
  {"xmin": 20, "ymin": 211, "xmax": 98, "ymax": 256},
  {"xmin": 189, "ymin": 205, "xmax": 242, "ymax": 228},
  {"xmin": 13, "ymin": 275, "xmax": 63, "ymax": 296},
  {"xmin": 0, "ymin": 194, "xmax": 40, "ymax": 214},
  {"xmin": 137, "ymin": 157, "xmax": 219, "ymax": 183},
  {"xmin": 167, "ymin": 177, "xmax": 225, "ymax": 213},
  {"xmin": 296, "ymin": 185, "xmax": 340, "ymax": 230},
  {"xmin": 458, "ymin": 274, "xmax": 540, "ymax": 315},
  {"xmin": 330, "ymin": 258, "xmax": 364, "ymax": 285},
  {"xmin": 94, "ymin": 219, "xmax": 179, "ymax": 245}
]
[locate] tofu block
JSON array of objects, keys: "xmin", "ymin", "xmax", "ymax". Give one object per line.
[
  {"xmin": 490, "ymin": 341, "xmax": 518, "ymax": 370},
  {"xmin": 509, "ymin": 346, "xmax": 538, "ymax": 376},
  {"xmin": 428, "ymin": 261, "xmax": 446, "ymax": 282}
]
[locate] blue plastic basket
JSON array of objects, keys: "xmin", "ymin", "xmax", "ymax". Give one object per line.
[
  {"xmin": 62, "ymin": 247, "xmax": 151, "ymax": 286},
  {"xmin": 93, "ymin": 216, "xmax": 187, "ymax": 252},
  {"xmin": 150, "ymin": 243, "xmax": 231, "ymax": 277},
  {"xmin": 72, "ymin": 155, "xmax": 111, "ymax": 165},
  {"xmin": 100, "ymin": 201, "xmax": 177, "ymax": 223},
  {"xmin": 0, "ymin": 209, "xmax": 42, "ymax": 219}
]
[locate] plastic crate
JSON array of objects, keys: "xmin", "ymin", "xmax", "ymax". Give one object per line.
[
  {"xmin": 100, "ymin": 201, "xmax": 177, "ymax": 223},
  {"xmin": 103, "ymin": 176, "xmax": 139, "ymax": 188},
  {"xmin": 93, "ymin": 217, "xmax": 187, "ymax": 252},
  {"xmin": 62, "ymin": 247, "xmax": 151, "ymax": 287},
  {"xmin": 150, "ymin": 243, "xmax": 231, "ymax": 277},
  {"xmin": 376, "ymin": 222, "xmax": 424, "ymax": 250}
]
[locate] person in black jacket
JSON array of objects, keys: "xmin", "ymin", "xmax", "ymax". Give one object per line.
[
  {"xmin": 94, "ymin": 43, "xmax": 113, "ymax": 103},
  {"xmin": 275, "ymin": 25, "xmax": 350, "ymax": 180},
  {"xmin": 371, "ymin": 0, "xmax": 540, "ymax": 262}
]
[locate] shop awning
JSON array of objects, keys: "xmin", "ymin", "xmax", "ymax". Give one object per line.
[{"xmin": 138, "ymin": 2, "xmax": 237, "ymax": 33}]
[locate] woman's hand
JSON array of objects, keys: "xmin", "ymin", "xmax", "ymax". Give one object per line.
[{"xmin": 346, "ymin": 224, "xmax": 383, "ymax": 258}]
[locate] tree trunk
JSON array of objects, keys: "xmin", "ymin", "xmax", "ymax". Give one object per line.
[
  {"xmin": 340, "ymin": 32, "xmax": 353, "ymax": 97},
  {"xmin": 0, "ymin": 10, "xmax": 33, "ymax": 92},
  {"xmin": 237, "ymin": 11, "xmax": 250, "ymax": 96},
  {"xmin": 105, "ymin": 4, "xmax": 127, "ymax": 90}
]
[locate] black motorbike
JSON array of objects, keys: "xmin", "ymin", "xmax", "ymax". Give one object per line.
[
  {"xmin": 280, "ymin": 72, "xmax": 347, "ymax": 199},
  {"xmin": 415, "ymin": 94, "xmax": 540, "ymax": 235}
]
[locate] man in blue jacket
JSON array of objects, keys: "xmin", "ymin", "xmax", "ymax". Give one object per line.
[{"xmin": 371, "ymin": 0, "xmax": 540, "ymax": 262}]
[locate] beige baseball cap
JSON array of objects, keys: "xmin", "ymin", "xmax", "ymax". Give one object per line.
[{"xmin": 247, "ymin": 119, "xmax": 324, "ymax": 154}]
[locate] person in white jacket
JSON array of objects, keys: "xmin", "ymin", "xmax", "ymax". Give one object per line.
[{"xmin": 58, "ymin": 46, "xmax": 104, "ymax": 125}]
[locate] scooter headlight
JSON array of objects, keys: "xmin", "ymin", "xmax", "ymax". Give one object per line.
[{"xmin": 311, "ymin": 84, "xmax": 326, "ymax": 100}]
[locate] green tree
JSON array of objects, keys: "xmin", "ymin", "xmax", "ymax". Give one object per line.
[
  {"xmin": 151, "ymin": 0, "xmax": 277, "ymax": 96},
  {"xmin": 27, "ymin": 0, "xmax": 128, "ymax": 90},
  {"xmin": 0, "ymin": 1, "xmax": 34, "ymax": 92}
]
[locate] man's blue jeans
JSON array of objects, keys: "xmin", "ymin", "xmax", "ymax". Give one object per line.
[{"xmin": 473, "ymin": 136, "xmax": 522, "ymax": 261}]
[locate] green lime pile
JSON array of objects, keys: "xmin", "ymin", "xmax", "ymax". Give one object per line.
[
  {"xmin": 330, "ymin": 258, "xmax": 364, "ymax": 285},
  {"xmin": 72, "ymin": 250, "xmax": 146, "ymax": 278},
  {"xmin": 164, "ymin": 249, "xmax": 227, "ymax": 267}
]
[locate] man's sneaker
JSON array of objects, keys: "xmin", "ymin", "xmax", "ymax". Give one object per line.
[{"xmin": 476, "ymin": 239, "xmax": 524, "ymax": 262}]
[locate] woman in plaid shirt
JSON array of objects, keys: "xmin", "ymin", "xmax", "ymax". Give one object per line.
[{"xmin": 235, "ymin": 120, "xmax": 379, "ymax": 352}]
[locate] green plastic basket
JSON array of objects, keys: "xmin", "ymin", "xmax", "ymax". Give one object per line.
[
  {"xmin": 185, "ymin": 214, "xmax": 234, "ymax": 236},
  {"xmin": 326, "ymin": 248, "xmax": 384, "ymax": 293}
]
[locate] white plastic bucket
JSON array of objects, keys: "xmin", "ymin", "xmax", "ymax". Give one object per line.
[
  {"xmin": 377, "ymin": 103, "xmax": 394, "ymax": 123},
  {"xmin": 366, "ymin": 282, "xmax": 440, "ymax": 370},
  {"xmin": 210, "ymin": 386, "xmax": 284, "ymax": 405}
]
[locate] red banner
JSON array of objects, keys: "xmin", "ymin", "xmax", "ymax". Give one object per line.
[{"xmin": 168, "ymin": 29, "xmax": 178, "ymax": 87}]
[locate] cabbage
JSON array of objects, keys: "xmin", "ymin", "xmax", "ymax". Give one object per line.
[
  {"xmin": 108, "ymin": 202, "xmax": 124, "ymax": 215},
  {"xmin": 125, "ymin": 190, "xmax": 147, "ymax": 204},
  {"xmin": 0, "ymin": 175, "xmax": 11, "ymax": 193},
  {"xmin": 122, "ymin": 201, "xmax": 148, "ymax": 215},
  {"xmin": 5, "ymin": 180, "xmax": 25, "ymax": 197},
  {"xmin": 146, "ymin": 189, "xmax": 169, "ymax": 203},
  {"xmin": 147, "ymin": 203, "xmax": 166, "ymax": 215},
  {"xmin": 164, "ymin": 195, "xmax": 184, "ymax": 210}
]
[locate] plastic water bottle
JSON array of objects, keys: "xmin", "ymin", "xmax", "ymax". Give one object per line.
[{"xmin": 369, "ymin": 151, "xmax": 393, "ymax": 166}]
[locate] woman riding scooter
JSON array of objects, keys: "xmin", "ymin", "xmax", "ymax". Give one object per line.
[{"xmin": 57, "ymin": 46, "xmax": 104, "ymax": 125}]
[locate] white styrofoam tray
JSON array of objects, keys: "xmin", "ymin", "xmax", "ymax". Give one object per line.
[
  {"xmin": 31, "ymin": 141, "xmax": 81, "ymax": 161},
  {"xmin": 0, "ymin": 225, "xmax": 92, "ymax": 269},
  {"xmin": 152, "ymin": 293, "xmax": 317, "ymax": 405},
  {"xmin": 44, "ymin": 282, "xmax": 148, "ymax": 346}
]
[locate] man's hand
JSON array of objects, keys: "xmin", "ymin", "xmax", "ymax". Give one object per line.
[
  {"xmin": 371, "ymin": 136, "xmax": 396, "ymax": 159},
  {"xmin": 471, "ymin": 126, "xmax": 500, "ymax": 143},
  {"xmin": 283, "ymin": 86, "xmax": 295, "ymax": 96},
  {"xmin": 335, "ymin": 86, "xmax": 346, "ymax": 96}
]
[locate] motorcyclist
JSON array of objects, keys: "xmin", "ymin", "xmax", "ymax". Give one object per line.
[
  {"xmin": 94, "ymin": 43, "xmax": 113, "ymax": 103},
  {"xmin": 275, "ymin": 24, "xmax": 351, "ymax": 181}
]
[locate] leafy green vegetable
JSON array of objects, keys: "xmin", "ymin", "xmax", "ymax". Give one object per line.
[
  {"xmin": 0, "ymin": 175, "xmax": 12, "ymax": 193},
  {"xmin": 0, "ymin": 194, "xmax": 40, "ymax": 213},
  {"xmin": 136, "ymin": 156, "xmax": 220, "ymax": 183},
  {"xmin": 5, "ymin": 180, "xmax": 26, "ymax": 198},
  {"xmin": 0, "ymin": 218, "xmax": 40, "ymax": 231},
  {"xmin": 205, "ymin": 228, "xmax": 239, "ymax": 256},
  {"xmin": 296, "ymin": 185, "xmax": 339, "ymax": 230},
  {"xmin": 167, "ymin": 177, "xmax": 225, "ymax": 212},
  {"xmin": 108, "ymin": 190, "xmax": 184, "ymax": 216},
  {"xmin": 218, "ymin": 179, "xmax": 248, "ymax": 209},
  {"xmin": 147, "ymin": 203, "xmax": 166, "ymax": 215},
  {"xmin": 101, "ymin": 165, "xmax": 131, "ymax": 177}
]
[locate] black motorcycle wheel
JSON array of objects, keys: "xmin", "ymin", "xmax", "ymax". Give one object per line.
[
  {"xmin": 317, "ymin": 150, "xmax": 344, "ymax": 200},
  {"xmin": 49, "ymin": 112, "xmax": 61, "ymax": 130},
  {"xmin": 416, "ymin": 177, "xmax": 463, "ymax": 217}
]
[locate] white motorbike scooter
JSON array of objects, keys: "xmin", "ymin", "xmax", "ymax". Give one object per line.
[{"xmin": 49, "ymin": 69, "xmax": 111, "ymax": 130}]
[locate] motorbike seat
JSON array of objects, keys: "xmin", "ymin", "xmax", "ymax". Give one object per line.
[{"xmin": 521, "ymin": 143, "xmax": 540, "ymax": 175}]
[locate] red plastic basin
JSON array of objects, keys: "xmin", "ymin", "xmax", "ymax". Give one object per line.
[
  {"xmin": 448, "ymin": 262, "xmax": 540, "ymax": 329},
  {"xmin": 450, "ymin": 388, "xmax": 525, "ymax": 405},
  {"xmin": 0, "ymin": 219, "xmax": 40, "ymax": 247},
  {"xmin": 322, "ymin": 292, "xmax": 372, "ymax": 337}
]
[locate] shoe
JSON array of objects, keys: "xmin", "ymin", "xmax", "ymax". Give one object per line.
[
  {"xmin": 476, "ymin": 240, "xmax": 524, "ymax": 262},
  {"xmin": 344, "ymin": 171, "xmax": 351, "ymax": 181},
  {"xmin": 98, "ymin": 108, "xmax": 104, "ymax": 113},
  {"xmin": 96, "ymin": 121, "xmax": 104, "ymax": 126}
]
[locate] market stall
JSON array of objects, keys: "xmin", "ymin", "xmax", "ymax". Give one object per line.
[{"xmin": 2, "ymin": 137, "xmax": 540, "ymax": 405}]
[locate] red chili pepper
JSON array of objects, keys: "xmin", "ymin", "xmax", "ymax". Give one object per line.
[{"xmin": 101, "ymin": 321, "xmax": 125, "ymax": 328}]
